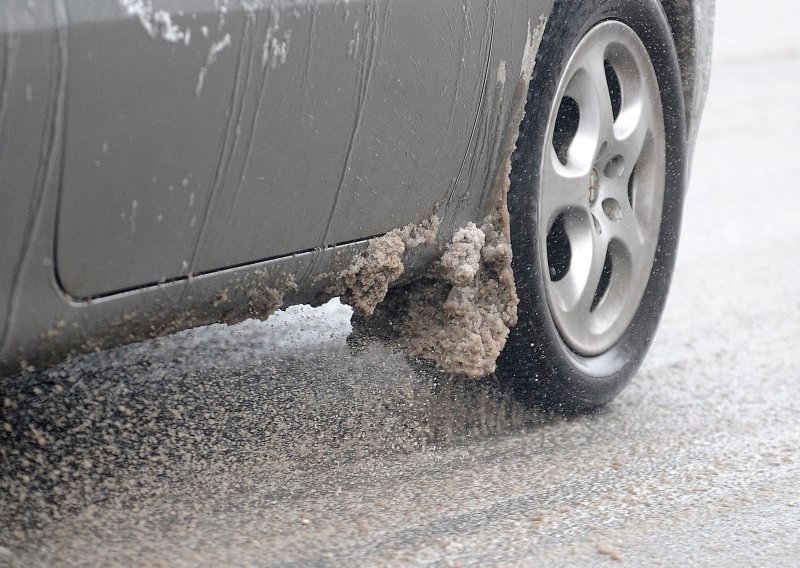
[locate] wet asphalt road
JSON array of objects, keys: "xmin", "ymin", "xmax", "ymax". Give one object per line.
[{"xmin": 2, "ymin": 3, "xmax": 800, "ymax": 566}]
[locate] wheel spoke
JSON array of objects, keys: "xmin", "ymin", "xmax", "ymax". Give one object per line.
[
  {"xmin": 552, "ymin": 220, "xmax": 607, "ymax": 312},
  {"xmin": 578, "ymin": 229, "xmax": 609, "ymax": 314},
  {"xmin": 602, "ymin": 197, "xmax": 645, "ymax": 268},
  {"xmin": 561, "ymin": 66, "xmax": 607, "ymax": 168},
  {"xmin": 539, "ymin": 149, "xmax": 591, "ymax": 228},
  {"xmin": 582, "ymin": 45, "xmax": 616, "ymax": 146},
  {"xmin": 551, "ymin": 227, "xmax": 608, "ymax": 344},
  {"xmin": 614, "ymin": 107, "xmax": 651, "ymax": 173}
]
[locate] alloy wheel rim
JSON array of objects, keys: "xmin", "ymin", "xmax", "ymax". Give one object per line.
[{"xmin": 538, "ymin": 20, "xmax": 666, "ymax": 356}]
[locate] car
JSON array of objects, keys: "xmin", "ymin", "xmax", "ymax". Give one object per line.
[{"xmin": 0, "ymin": 0, "xmax": 714, "ymax": 411}]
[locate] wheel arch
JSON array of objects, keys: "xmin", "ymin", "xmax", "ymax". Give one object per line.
[{"xmin": 659, "ymin": 0, "xmax": 715, "ymax": 159}]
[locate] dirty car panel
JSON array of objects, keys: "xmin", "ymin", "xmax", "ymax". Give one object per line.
[
  {"xmin": 56, "ymin": 0, "xmax": 521, "ymax": 299},
  {"xmin": 56, "ymin": 1, "xmax": 470, "ymax": 298}
]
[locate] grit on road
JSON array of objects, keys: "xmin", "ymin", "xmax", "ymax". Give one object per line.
[{"xmin": 2, "ymin": 2, "xmax": 799, "ymax": 565}]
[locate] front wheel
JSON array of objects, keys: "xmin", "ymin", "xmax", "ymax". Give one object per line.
[{"xmin": 497, "ymin": 0, "xmax": 687, "ymax": 412}]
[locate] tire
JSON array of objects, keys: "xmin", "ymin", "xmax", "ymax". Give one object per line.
[{"xmin": 496, "ymin": 0, "xmax": 687, "ymax": 412}]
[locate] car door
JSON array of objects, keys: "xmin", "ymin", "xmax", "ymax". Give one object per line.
[
  {"xmin": 320, "ymin": 0, "xmax": 498, "ymax": 246},
  {"xmin": 55, "ymin": 0, "xmax": 493, "ymax": 299}
]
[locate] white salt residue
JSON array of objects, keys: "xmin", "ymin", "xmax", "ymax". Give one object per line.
[
  {"xmin": 195, "ymin": 68, "xmax": 208, "ymax": 96},
  {"xmin": 496, "ymin": 60, "xmax": 506, "ymax": 86},
  {"xmin": 347, "ymin": 22, "xmax": 361, "ymax": 60},
  {"xmin": 196, "ymin": 33, "xmax": 232, "ymax": 96},
  {"xmin": 129, "ymin": 200, "xmax": 138, "ymax": 234},
  {"xmin": 153, "ymin": 10, "xmax": 188, "ymax": 43},
  {"xmin": 215, "ymin": 0, "xmax": 230, "ymax": 30},
  {"xmin": 121, "ymin": 0, "xmax": 192, "ymax": 44},
  {"xmin": 208, "ymin": 33, "xmax": 233, "ymax": 61},
  {"xmin": 265, "ymin": 30, "xmax": 291, "ymax": 69},
  {"xmin": 262, "ymin": 8, "xmax": 292, "ymax": 70},
  {"xmin": 521, "ymin": 15, "xmax": 547, "ymax": 81}
]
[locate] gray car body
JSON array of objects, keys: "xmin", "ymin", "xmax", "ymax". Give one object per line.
[{"xmin": 0, "ymin": 0, "xmax": 714, "ymax": 375}]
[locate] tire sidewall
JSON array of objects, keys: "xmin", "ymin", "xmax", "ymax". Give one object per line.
[{"xmin": 499, "ymin": 0, "xmax": 687, "ymax": 410}]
